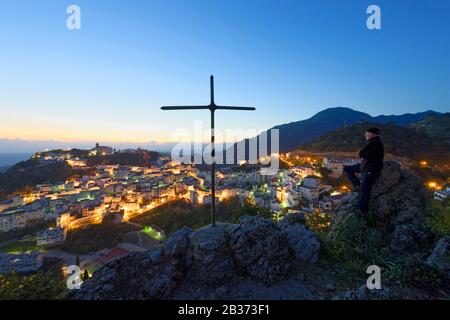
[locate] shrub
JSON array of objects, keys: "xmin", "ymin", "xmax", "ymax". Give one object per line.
[
  {"xmin": 305, "ymin": 210, "xmax": 332, "ymax": 239},
  {"xmin": 0, "ymin": 271, "xmax": 67, "ymax": 300},
  {"xmin": 426, "ymin": 199, "xmax": 450, "ymax": 237}
]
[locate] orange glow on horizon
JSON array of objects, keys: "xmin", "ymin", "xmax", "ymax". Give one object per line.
[{"xmin": 0, "ymin": 119, "xmax": 263, "ymax": 145}]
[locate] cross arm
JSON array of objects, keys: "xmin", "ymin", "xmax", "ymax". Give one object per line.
[
  {"xmin": 215, "ymin": 105, "xmax": 256, "ymax": 111},
  {"xmin": 161, "ymin": 105, "xmax": 211, "ymax": 110}
]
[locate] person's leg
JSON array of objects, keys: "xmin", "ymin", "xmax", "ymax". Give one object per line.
[
  {"xmin": 344, "ymin": 163, "xmax": 361, "ymax": 187},
  {"xmin": 358, "ymin": 172, "xmax": 375, "ymax": 213}
]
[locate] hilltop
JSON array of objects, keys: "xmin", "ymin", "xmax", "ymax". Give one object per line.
[
  {"xmin": 0, "ymin": 146, "xmax": 159, "ymax": 201},
  {"xmin": 0, "ymin": 160, "xmax": 93, "ymax": 201}
]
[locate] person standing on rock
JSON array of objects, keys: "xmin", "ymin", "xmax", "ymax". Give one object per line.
[{"xmin": 344, "ymin": 127, "xmax": 384, "ymax": 213}]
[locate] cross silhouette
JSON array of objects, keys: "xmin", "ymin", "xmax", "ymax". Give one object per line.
[{"xmin": 161, "ymin": 75, "xmax": 255, "ymax": 226}]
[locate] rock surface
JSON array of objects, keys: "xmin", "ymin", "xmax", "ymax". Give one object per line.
[
  {"xmin": 333, "ymin": 285, "xmax": 391, "ymax": 300},
  {"xmin": 426, "ymin": 236, "xmax": 450, "ymax": 280},
  {"xmin": 280, "ymin": 221, "xmax": 320, "ymax": 263},
  {"xmin": 230, "ymin": 216, "xmax": 290, "ymax": 284},
  {"xmin": 327, "ymin": 161, "xmax": 434, "ymax": 255},
  {"xmin": 69, "ymin": 214, "xmax": 319, "ymax": 300},
  {"xmin": 186, "ymin": 224, "xmax": 234, "ymax": 286}
]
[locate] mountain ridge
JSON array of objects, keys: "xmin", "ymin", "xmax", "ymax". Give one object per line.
[{"xmin": 230, "ymin": 107, "xmax": 441, "ymax": 157}]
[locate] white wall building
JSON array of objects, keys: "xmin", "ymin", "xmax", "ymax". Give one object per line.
[
  {"xmin": 291, "ymin": 166, "xmax": 317, "ymax": 178},
  {"xmin": 299, "ymin": 185, "xmax": 320, "ymax": 203},
  {"xmin": 434, "ymin": 187, "xmax": 450, "ymax": 202},
  {"xmin": 0, "ymin": 210, "xmax": 26, "ymax": 232},
  {"xmin": 323, "ymin": 158, "xmax": 359, "ymax": 178},
  {"xmin": 37, "ymin": 227, "xmax": 67, "ymax": 246}
]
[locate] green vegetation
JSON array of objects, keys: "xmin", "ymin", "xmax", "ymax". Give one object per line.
[
  {"xmin": 389, "ymin": 256, "xmax": 445, "ymax": 290},
  {"xmin": 61, "ymin": 215, "xmax": 140, "ymax": 254},
  {"xmin": 0, "ymin": 240, "xmax": 40, "ymax": 254},
  {"xmin": 321, "ymin": 213, "xmax": 446, "ymax": 290},
  {"xmin": 142, "ymin": 226, "xmax": 166, "ymax": 241},
  {"xmin": 426, "ymin": 199, "xmax": 450, "ymax": 237},
  {"xmin": 322, "ymin": 215, "xmax": 383, "ymax": 275},
  {"xmin": 304, "ymin": 210, "xmax": 332, "ymax": 239},
  {"xmin": 0, "ymin": 271, "xmax": 67, "ymax": 300},
  {"xmin": 410, "ymin": 113, "xmax": 450, "ymax": 142}
]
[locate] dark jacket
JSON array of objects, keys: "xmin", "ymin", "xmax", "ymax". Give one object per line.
[{"xmin": 359, "ymin": 136, "xmax": 384, "ymax": 175}]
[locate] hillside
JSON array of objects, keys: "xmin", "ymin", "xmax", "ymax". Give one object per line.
[
  {"xmin": 410, "ymin": 113, "xmax": 450, "ymax": 143},
  {"xmin": 302, "ymin": 122, "xmax": 450, "ymax": 163},
  {"xmin": 0, "ymin": 160, "xmax": 94, "ymax": 201},
  {"xmin": 0, "ymin": 166, "xmax": 11, "ymax": 173},
  {"xmin": 230, "ymin": 107, "xmax": 439, "ymax": 156},
  {"xmin": 0, "ymin": 149, "xmax": 159, "ymax": 201}
]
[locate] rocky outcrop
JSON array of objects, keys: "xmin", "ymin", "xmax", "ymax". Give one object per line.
[
  {"xmin": 327, "ymin": 161, "xmax": 433, "ymax": 255},
  {"xmin": 333, "ymin": 285, "xmax": 391, "ymax": 300},
  {"xmin": 279, "ymin": 214, "xmax": 320, "ymax": 263},
  {"xmin": 69, "ymin": 214, "xmax": 320, "ymax": 300},
  {"xmin": 230, "ymin": 216, "xmax": 290, "ymax": 284},
  {"xmin": 69, "ymin": 226, "xmax": 193, "ymax": 300},
  {"xmin": 186, "ymin": 224, "xmax": 234, "ymax": 286},
  {"xmin": 426, "ymin": 236, "xmax": 450, "ymax": 280}
]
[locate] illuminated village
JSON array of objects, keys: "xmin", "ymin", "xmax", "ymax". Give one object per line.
[{"xmin": 0, "ymin": 144, "xmax": 448, "ymax": 278}]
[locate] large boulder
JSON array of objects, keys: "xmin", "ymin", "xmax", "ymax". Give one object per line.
[
  {"xmin": 371, "ymin": 162, "xmax": 426, "ymax": 223},
  {"xmin": 279, "ymin": 214, "xmax": 320, "ymax": 263},
  {"xmin": 160, "ymin": 226, "xmax": 192, "ymax": 259},
  {"xmin": 426, "ymin": 236, "xmax": 450, "ymax": 280},
  {"xmin": 230, "ymin": 216, "xmax": 290, "ymax": 284},
  {"xmin": 186, "ymin": 224, "xmax": 234, "ymax": 286},
  {"xmin": 327, "ymin": 161, "xmax": 433, "ymax": 255},
  {"xmin": 68, "ymin": 250, "xmax": 174, "ymax": 300}
]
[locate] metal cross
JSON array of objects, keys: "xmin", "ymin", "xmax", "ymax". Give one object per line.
[{"xmin": 161, "ymin": 75, "xmax": 255, "ymax": 226}]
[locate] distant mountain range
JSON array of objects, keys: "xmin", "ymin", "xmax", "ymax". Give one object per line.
[
  {"xmin": 230, "ymin": 107, "xmax": 442, "ymax": 159},
  {"xmin": 269, "ymin": 107, "xmax": 440, "ymax": 152}
]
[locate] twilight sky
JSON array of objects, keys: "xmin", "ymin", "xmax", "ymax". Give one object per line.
[{"xmin": 0, "ymin": 0, "xmax": 449, "ymax": 147}]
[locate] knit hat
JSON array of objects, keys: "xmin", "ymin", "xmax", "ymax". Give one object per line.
[{"xmin": 366, "ymin": 127, "xmax": 381, "ymax": 135}]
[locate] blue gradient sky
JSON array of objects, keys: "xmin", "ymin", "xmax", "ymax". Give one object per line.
[{"xmin": 1, "ymin": 0, "xmax": 449, "ymax": 145}]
